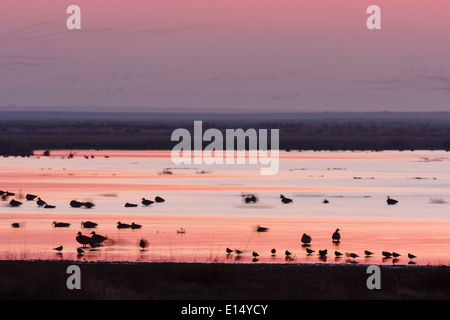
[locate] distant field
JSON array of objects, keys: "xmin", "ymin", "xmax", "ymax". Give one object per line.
[{"xmin": 1, "ymin": 111, "xmax": 450, "ymax": 155}]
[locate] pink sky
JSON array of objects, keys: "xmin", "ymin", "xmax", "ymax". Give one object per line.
[{"xmin": 1, "ymin": 1, "xmax": 450, "ymax": 112}]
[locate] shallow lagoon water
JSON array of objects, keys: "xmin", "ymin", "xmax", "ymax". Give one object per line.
[{"xmin": 0, "ymin": 150, "xmax": 449, "ymax": 265}]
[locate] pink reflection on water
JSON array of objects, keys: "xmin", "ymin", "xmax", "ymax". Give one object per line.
[
  {"xmin": 0, "ymin": 213, "xmax": 448, "ymax": 266},
  {"xmin": 0, "ymin": 150, "xmax": 449, "ymax": 266}
]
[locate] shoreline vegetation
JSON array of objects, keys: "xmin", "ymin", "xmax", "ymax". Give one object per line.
[
  {"xmin": 0, "ymin": 260, "xmax": 449, "ymax": 299},
  {"xmin": 1, "ymin": 111, "xmax": 450, "ymax": 156}
]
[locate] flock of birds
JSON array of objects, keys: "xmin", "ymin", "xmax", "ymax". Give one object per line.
[
  {"xmin": 1, "ymin": 189, "xmax": 165, "ymax": 209},
  {"xmin": 227, "ymin": 227, "xmax": 418, "ymax": 264},
  {"xmin": 4, "ymin": 189, "xmax": 418, "ymax": 264},
  {"xmin": 2, "ymin": 191, "xmax": 166, "ymax": 258},
  {"xmin": 243, "ymin": 193, "xmax": 399, "ymax": 206},
  {"xmin": 239, "ymin": 195, "xmax": 416, "ymax": 264}
]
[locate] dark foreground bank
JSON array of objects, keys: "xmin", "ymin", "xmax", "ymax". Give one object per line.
[{"xmin": 0, "ymin": 260, "xmax": 448, "ymax": 300}]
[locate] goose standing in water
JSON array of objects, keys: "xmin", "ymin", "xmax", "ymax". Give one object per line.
[
  {"xmin": 53, "ymin": 245, "xmax": 63, "ymax": 252},
  {"xmin": 256, "ymin": 225, "xmax": 269, "ymax": 232},
  {"xmin": 117, "ymin": 221, "xmax": 132, "ymax": 229},
  {"xmin": 90, "ymin": 231, "xmax": 108, "ymax": 245},
  {"xmin": 332, "ymin": 228, "xmax": 341, "ymax": 243},
  {"xmin": 387, "ymin": 196, "xmax": 398, "ymax": 205},
  {"xmin": 335, "ymin": 251, "xmax": 343, "ymax": 257},
  {"xmin": 243, "ymin": 194, "xmax": 258, "ymax": 204},
  {"xmin": 131, "ymin": 222, "xmax": 142, "ymax": 229},
  {"xmin": 9, "ymin": 199, "xmax": 22, "ymax": 207},
  {"xmin": 11, "ymin": 222, "xmax": 20, "ymax": 228},
  {"xmin": 318, "ymin": 249, "xmax": 328, "ymax": 257},
  {"xmin": 306, "ymin": 248, "xmax": 315, "ymax": 254},
  {"xmin": 271, "ymin": 248, "xmax": 276, "ymax": 256},
  {"xmin": 52, "ymin": 221, "xmax": 70, "ymax": 228},
  {"xmin": 226, "ymin": 248, "xmax": 233, "ymax": 254},
  {"xmin": 125, "ymin": 202, "xmax": 138, "ymax": 208},
  {"xmin": 70, "ymin": 200, "xmax": 84, "ymax": 208},
  {"xmin": 408, "ymin": 253, "xmax": 417, "ymax": 260},
  {"xmin": 37, "ymin": 198, "xmax": 46, "ymax": 207},
  {"xmin": 142, "ymin": 198, "xmax": 154, "ymax": 206},
  {"xmin": 301, "ymin": 233, "xmax": 312, "ymax": 245},
  {"xmin": 139, "ymin": 238, "xmax": 149, "ymax": 251},
  {"xmin": 280, "ymin": 194, "xmax": 293, "ymax": 204},
  {"xmin": 81, "ymin": 221, "xmax": 98, "ymax": 228},
  {"xmin": 155, "ymin": 196, "xmax": 165, "ymax": 203},
  {"xmin": 26, "ymin": 194, "xmax": 38, "ymax": 201},
  {"xmin": 83, "ymin": 201, "xmax": 95, "ymax": 209},
  {"xmin": 76, "ymin": 232, "xmax": 92, "ymax": 248},
  {"xmin": 364, "ymin": 250, "xmax": 374, "ymax": 257}
]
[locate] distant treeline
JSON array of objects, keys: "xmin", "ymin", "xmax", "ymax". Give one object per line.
[{"xmin": 1, "ymin": 115, "xmax": 450, "ymax": 155}]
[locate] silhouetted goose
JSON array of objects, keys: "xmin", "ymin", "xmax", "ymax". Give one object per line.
[
  {"xmin": 5, "ymin": 191, "xmax": 15, "ymax": 197},
  {"xmin": 382, "ymin": 251, "xmax": 392, "ymax": 258},
  {"xmin": 141, "ymin": 198, "xmax": 154, "ymax": 206},
  {"xmin": 53, "ymin": 245, "xmax": 63, "ymax": 252},
  {"xmin": 323, "ymin": 199, "xmax": 329, "ymax": 204},
  {"xmin": 332, "ymin": 228, "xmax": 341, "ymax": 243},
  {"xmin": 176, "ymin": 228, "xmax": 186, "ymax": 234},
  {"xmin": 76, "ymin": 232, "xmax": 92, "ymax": 248},
  {"xmin": 117, "ymin": 221, "xmax": 131, "ymax": 229},
  {"xmin": 226, "ymin": 248, "xmax": 233, "ymax": 254},
  {"xmin": 70, "ymin": 200, "xmax": 84, "ymax": 208},
  {"xmin": 131, "ymin": 222, "xmax": 142, "ymax": 229},
  {"xmin": 44, "ymin": 204, "xmax": 56, "ymax": 209},
  {"xmin": 83, "ymin": 202, "xmax": 95, "ymax": 209},
  {"xmin": 256, "ymin": 225, "xmax": 269, "ymax": 232},
  {"xmin": 408, "ymin": 253, "xmax": 417, "ymax": 260},
  {"xmin": 155, "ymin": 196, "xmax": 165, "ymax": 203},
  {"xmin": 387, "ymin": 196, "xmax": 398, "ymax": 205},
  {"xmin": 26, "ymin": 194, "xmax": 38, "ymax": 201},
  {"xmin": 271, "ymin": 248, "xmax": 276, "ymax": 255},
  {"xmin": 318, "ymin": 249, "xmax": 327, "ymax": 257},
  {"xmin": 243, "ymin": 194, "xmax": 258, "ymax": 204},
  {"xmin": 81, "ymin": 221, "xmax": 98, "ymax": 228},
  {"xmin": 252, "ymin": 251, "xmax": 259, "ymax": 258},
  {"xmin": 392, "ymin": 252, "xmax": 401, "ymax": 258},
  {"xmin": 235, "ymin": 249, "xmax": 243, "ymax": 255},
  {"xmin": 348, "ymin": 253, "xmax": 359, "ymax": 259},
  {"xmin": 280, "ymin": 194, "xmax": 293, "ymax": 204},
  {"xmin": 335, "ymin": 251, "xmax": 343, "ymax": 257},
  {"xmin": 9, "ymin": 199, "xmax": 22, "ymax": 207},
  {"xmin": 0, "ymin": 190, "xmax": 5, "ymax": 196},
  {"xmin": 364, "ymin": 250, "xmax": 374, "ymax": 256},
  {"xmin": 285, "ymin": 250, "xmax": 292, "ymax": 256},
  {"xmin": 52, "ymin": 221, "xmax": 70, "ymax": 228},
  {"xmin": 90, "ymin": 231, "xmax": 108, "ymax": 245},
  {"xmin": 139, "ymin": 238, "xmax": 149, "ymax": 250},
  {"xmin": 11, "ymin": 222, "xmax": 20, "ymax": 228},
  {"xmin": 125, "ymin": 202, "xmax": 138, "ymax": 208},
  {"xmin": 306, "ymin": 248, "xmax": 315, "ymax": 254},
  {"xmin": 301, "ymin": 233, "xmax": 312, "ymax": 245},
  {"xmin": 36, "ymin": 198, "xmax": 46, "ymax": 207}
]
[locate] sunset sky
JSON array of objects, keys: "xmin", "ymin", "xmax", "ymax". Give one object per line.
[{"xmin": 0, "ymin": 0, "xmax": 449, "ymax": 112}]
